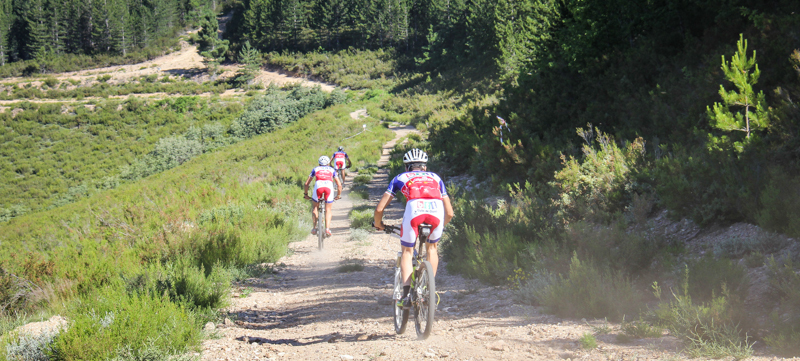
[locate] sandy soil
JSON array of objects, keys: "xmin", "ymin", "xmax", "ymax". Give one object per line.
[{"xmin": 1, "ymin": 41, "xmax": 334, "ymax": 92}]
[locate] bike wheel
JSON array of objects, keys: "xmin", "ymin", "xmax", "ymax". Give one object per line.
[
  {"xmin": 413, "ymin": 260, "xmax": 436, "ymax": 339},
  {"xmin": 393, "ymin": 269, "xmax": 409, "ymax": 334},
  {"xmin": 317, "ymin": 205, "xmax": 325, "ymax": 250}
]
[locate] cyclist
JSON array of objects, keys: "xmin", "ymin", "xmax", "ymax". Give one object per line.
[
  {"xmin": 373, "ymin": 148, "xmax": 454, "ymax": 309},
  {"xmin": 303, "ymin": 155, "xmax": 342, "ymax": 236},
  {"xmin": 331, "ymin": 146, "xmax": 351, "ymax": 182}
]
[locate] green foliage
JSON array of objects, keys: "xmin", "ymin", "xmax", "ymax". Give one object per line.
[
  {"xmin": 52, "ymin": 286, "xmax": 201, "ymax": 361},
  {"xmin": 707, "ymin": 34, "xmax": 770, "ymax": 143},
  {"xmin": 756, "ymin": 169, "xmax": 800, "ymax": 238},
  {"xmin": 348, "ymin": 206, "xmax": 373, "ymax": 230},
  {"xmin": 764, "ymin": 256, "xmax": 800, "ymax": 356},
  {"xmin": 348, "ymin": 228, "xmax": 369, "ymax": 243},
  {"xmin": 3, "ymin": 327, "xmax": 59, "ymax": 361},
  {"xmin": 579, "ymin": 333, "xmax": 597, "ymax": 350},
  {"xmin": 554, "ymin": 127, "xmax": 648, "ymax": 221},
  {"xmin": 686, "ymin": 256, "xmax": 749, "ymax": 303},
  {"xmin": 230, "ymin": 85, "xmax": 330, "ymax": 138},
  {"xmin": 233, "ymin": 41, "xmax": 261, "ymax": 86},
  {"xmin": 654, "ymin": 274, "xmax": 754, "ymax": 359},
  {"xmin": 336, "ymin": 263, "xmax": 364, "ymax": 273},
  {"xmin": 619, "ymin": 317, "xmax": 663, "ymax": 340},
  {"xmin": 0, "ymin": 97, "xmax": 239, "ymax": 214},
  {"xmin": 539, "ymin": 253, "xmax": 641, "ymax": 322},
  {"xmin": 265, "ymin": 49, "xmax": 399, "ymax": 89}
]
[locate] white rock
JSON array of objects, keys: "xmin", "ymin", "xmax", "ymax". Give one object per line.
[{"xmin": 340, "ymin": 355, "xmax": 354, "ymax": 360}]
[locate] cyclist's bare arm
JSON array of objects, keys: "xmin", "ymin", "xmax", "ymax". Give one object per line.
[
  {"xmin": 303, "ymin": 176, "xmax": 313, "ymax": 198},
  {"xmin": 373, "ymin": 193, "xmax": 394, "ymax": 230},
  {"xmin": 443, "ymin": 196, "xmax": 454, "ymax": 226}
]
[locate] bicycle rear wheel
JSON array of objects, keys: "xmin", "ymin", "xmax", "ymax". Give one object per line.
[
  {"xmin": 317, "ymin": 205, "xmax": 325, "ymax": 250},
  {"xmin": 414, "ymin": 260, "xmax": 436, "ymax": 339}
]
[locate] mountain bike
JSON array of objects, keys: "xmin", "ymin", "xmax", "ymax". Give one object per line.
[
  {"xmin": 305, "ymin": 192, "xmax": 338, "ymax": 250},
  {"xmin": 380, "ymin": 223, "xmax": 436, "ymax": 340}
]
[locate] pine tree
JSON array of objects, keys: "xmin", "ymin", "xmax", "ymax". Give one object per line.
[
  {"xmin": 234, "ymin": 40, "xmax": 261, "ymax": 85},
  {"xmin": 0, "ymin": 0, "xmax": 12, "ymax": 65},
  {"xmin": 707, "ymin": 34, "xmax": 770, "ymax": 140},
  {"xmin": 494, "ymin": 0, "xmax": 558, "ymax": 80},
  {"xmin": 197, "ymin": 9, "xmax": 227, "ymax": 78}
]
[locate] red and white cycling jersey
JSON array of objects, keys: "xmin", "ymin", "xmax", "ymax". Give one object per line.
[
  {"xmin": 385, "ymin": 171, "xmax": 447, "ymax": 200},
  {"xmin": 385, "ymin": 171, "xmax": 448, "ymax": 247},
  {"xmin": 310, "ymin": 166, "xmax": 338, "ymax": 203},
  {"xmin": 331, "ymin": 151, "xmax": 349, "ymax": 170}
]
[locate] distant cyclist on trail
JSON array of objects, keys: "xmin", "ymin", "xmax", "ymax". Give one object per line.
[
  {"xmin": 304, "ymin": 155, "xmax": 342, "ymax": 236},
  {"xmin": 331, "ymin": 146, "xmax": 351, "ymax": 182},
  {"xmin": 373, "ymin": 148, "xmax": 454, "ymax": 309}
]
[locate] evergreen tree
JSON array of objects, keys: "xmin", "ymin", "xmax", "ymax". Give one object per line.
[
  {"xmin": 707, "ymin": 34, "xmax": 770, "ymax": 141},
  {"xmin": 197, "ymin": 9, "xmax": 228, "ymax": 79},
  {"xmin": 494, "ymin": 0, "xmax": 558, "ymax": 80},
  {"xmin": 0, "ymin": 0, "xmax": 12, "ymax": 65},
  {"xmin": 234, "ymin": 40, "xmax": 260, "ymax": 85},
  {"xmin": 279, "ymin": 0, "xmax": 308, "ymax": 49}
]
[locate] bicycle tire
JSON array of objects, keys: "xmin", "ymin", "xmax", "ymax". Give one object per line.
[
  {"xmin": 393, "ymin": 269, "xmax": 409, "ymax": 334},
  {"xmin": 317, "ymin": 204, "xmax": 324, "ymax": 250},
  {"xmin": 414, "ymin": 260, "xmax": 436, "ymax": 339}
]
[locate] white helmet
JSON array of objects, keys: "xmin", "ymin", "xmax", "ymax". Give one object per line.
[
  {"xmin": 403, "ymin": 148, "xmax": 428, "ymax": 164},
  {"xmin": 318, "ymin": 155, "xmax": 330, "ymax": 165}
]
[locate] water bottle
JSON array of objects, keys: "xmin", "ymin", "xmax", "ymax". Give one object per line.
[{"xmin": 393, "ymin": 267, "xmax": 403, "ymax": 300}]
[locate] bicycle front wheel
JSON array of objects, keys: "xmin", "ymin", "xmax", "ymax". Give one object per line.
[
  {"xmin": 393, "ymin": 268, "xmax": 409, "ymax": 334},
  {"xmin": 414, "ymin": 260, "xmax": 436, "ymax": 339},
  {"xmin": 317, "ymin": 205, "xmax": 325, "ymax": 250}
]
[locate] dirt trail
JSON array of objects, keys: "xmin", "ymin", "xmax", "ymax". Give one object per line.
[
  {"xmin": 1, "ymin": 42, "xmax": 334, "ymax": 92},
  {"xmin": 201, "ymin": 126, "xmax": 787, "ymax": 361}
]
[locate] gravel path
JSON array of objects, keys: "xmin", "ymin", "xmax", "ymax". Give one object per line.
[{"xmin": 199, "ymin": 127, "xmax": 788, "ymax": 361}]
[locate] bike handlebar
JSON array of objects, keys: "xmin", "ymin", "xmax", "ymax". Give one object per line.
[{"xmin": 373, "ymin": 221, "xmax": 401, "ymax": 235}]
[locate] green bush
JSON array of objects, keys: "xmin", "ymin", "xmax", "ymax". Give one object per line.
[
  {"xmin": 619, "ymin": 317, "xmax": 663, "ymax": 339},
  {"xmin": 756, "ymin": 170, "xmax": 800, "ymax": 238},
  {"xmin": 554, "ymin": 127, "xmax": 647, "ymax": 223},
  {"xmin": 230, "ymin": 85, "xmax": 330, "ymax": 138},
  {"xmin": 2, "ymin": 327, "xmax": 59, "ymax": 361},
  {"xmin": 564, "ymin": 221, "xmax": 661, "ymax": 274},
  {"xmin": 653, "ymin": 274, "xmax": 753, "ymax": 359},
  {"xmin": 540, "ymin": 254, "xmax": 642, "ymax": 321},
  {"xmin": 579, "ymin": 333, "xmax": 597, "ymax": 349},
  {"xmin": 686, "ymin": 256, "xmax": 749, "ymax": 303},
  {"xmin": 764, "ymin": 256, "xmax": 800, "ymax": 356},
  {"xmin": 52, "ymin": 286, "xmax": 201, "ymax": 361},
  {"xmin": 353, "ymin": 174, "xmax": 373, "ymax": 186},
  {"xmin": 348, "ymin": 228, "xmax": 369, "ymax": 243},
  {"xmin": 348, "ymin": 206, "xmax": 373, "ymax": 230}
]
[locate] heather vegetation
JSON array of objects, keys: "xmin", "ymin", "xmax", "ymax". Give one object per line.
[{"xmin": 0, "ymin": 100, "xmax": 392, "ymax": 357}]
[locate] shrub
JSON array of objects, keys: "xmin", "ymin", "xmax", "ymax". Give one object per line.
[
  {"xmin": 565, "ymin": 221, "xmax": 660, "ymax": 274},
  {"xmin": 553, "ymin": 127, "xmax": 647, "ymax": 223},
  {"xmin": 3, "ymin": 328, "xmax": 59, "ymax": 361},
  {"xmin": 52, "ymin": 286, "xmax": 201, "ymax": 361},
  {"xmin": 756, "ymin": 170, "xmax": 800, "ymax": 238},
  {"xmin": 619, "ymin": 317, "xmax": 663, "ymax": 339},
  {"xmin": 579, "ymin": 333, "xmax": 597, "ymax": 349},
  {"xmin": 230, "ymin": 85, "xmax": 328, "ymax": 138},
  {"xmin": 348, "ymin": 228, "xmax": 369, "ymax": 243},
  {"xmin": 511, "ymin": 269, "xmax": 556, "ymax": 306},
  {"xmin": 336, "ymin": 263, "xmax": 364, "ymax": 273},
  {"xmin": 686, "ymin": 256, "xmax": 749, "ymax": 303},
  {"xmin": 348, "ymin": 207, "xmax": 373, "ymax": 230},
  {"xmin": 654, "ymin": 272, "xmax": 754, "ymax": 359},
  {"xmin": 353, "ymin": 174, "xmax": 373, "ymax": 186},
  {"xmin": 539, "ymin": 253, "xmax": 641, "ymax": 321},
  {"xmin": 764, "ymin": 256, "xmax": 800, "ymax": 356},
  {"xmin": 198, "ymin": 204, "xmax": 245, "ymax": 225}
]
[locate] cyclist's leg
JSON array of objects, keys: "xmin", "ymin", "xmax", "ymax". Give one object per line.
[
  {"xmin": 324, "ymin": 202, "xmax": 333, "ymax": 232},
  {"xmin": 310, "ymin": 200, "xmax": 319, "ymax": 226},
  {"xmin": 400, "ymin": 205, "xmax": 418, "ymax": 287},
  {"xmin": 425, "ymin": 242, "xmax": 439, "ymax": 277}
]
